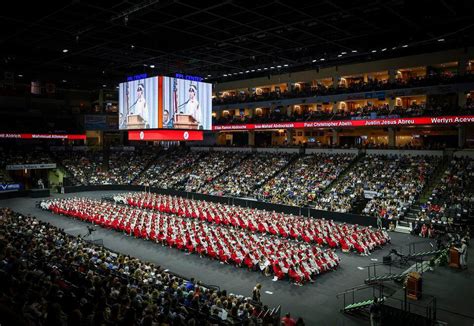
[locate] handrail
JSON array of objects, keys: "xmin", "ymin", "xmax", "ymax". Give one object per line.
[{"xmin": 336, "ymin": 283, "xmax": 386, "ymax": 298}]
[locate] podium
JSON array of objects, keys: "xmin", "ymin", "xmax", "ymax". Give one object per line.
[
  {"xmin": 174, "ymin": 114, "xmax": 199, "ymax": 130},
  {"xmin": 406, "ymin": 272, "xmax": 422, "ymax": 300},
  {"xmin": 127, "ymin": 114, "xmax": 146, "ymax": 129},
  {"xmin": 449, "ymin": 246, "xmax": 460, "ymax": 268}
]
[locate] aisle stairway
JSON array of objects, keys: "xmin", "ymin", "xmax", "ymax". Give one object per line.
[
  {"xmin": 130, "ymin": 152, "xmax": 162, "ymax": 184},
  {"xmin": 251, "ymin": 153, "xmax": 300, "ymax": 193},
  {"xmin": 401, "ymin": 155, "xmax": 450, "ymax": 227},
  {"xmin": 322, "ymin": 152, "xmax": 365, "ymax": 194},
  {"xmin": 50, "ymin": 152, "xmax": 82, "ymax": 186}
]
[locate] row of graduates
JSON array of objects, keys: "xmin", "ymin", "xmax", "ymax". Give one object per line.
[
  {"xmin": 116, "ymin": 192, "xmax": 390, "ymax": 255},
  {"xmin": 44, "ymin": 198, "xmax": 340, "ymax": 285}
]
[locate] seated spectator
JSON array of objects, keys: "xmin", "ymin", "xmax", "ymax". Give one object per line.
[
  {"xmin": 0, "ymin": 207, "xmax": 272, "ymax": 325},
  {"xmin": 258, "ymin": 153, "xmax": 355, "ymax": 206},
  {"xmin": 202, "ymin": 153, "xmax": 294, "ymax": 197},
  {"xmin": 314, "ymin": 154, "xmax": 440, "ymax": 219}
]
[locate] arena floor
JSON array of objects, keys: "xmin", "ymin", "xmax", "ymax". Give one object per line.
[{"xmin": 2, "ymin": 191, "xmax": 474, "ymax": 326}]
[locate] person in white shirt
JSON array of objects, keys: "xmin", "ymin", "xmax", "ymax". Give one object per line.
[
  {"xmin": 130, "ymin": 83, "xmax": 148, "ymax": 127},
  {"xmin": 184, "ymin": 84, "xmax": 200, "ymax": 127}
]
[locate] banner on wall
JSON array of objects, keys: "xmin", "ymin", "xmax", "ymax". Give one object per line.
[
  {"xmin": 212, "ymin": 115, "xmax": 474, "ymax": 131},
  {"xmin": 6, "ymin": 163, "xmax": 56, "ymax": 170},
  {"xmin": 0, "ymin": 133, "xmax": 86, "ymax": 140},
  {"xmin": 0, "ymin": 184, "xmax": 22, "ymax": 192}
]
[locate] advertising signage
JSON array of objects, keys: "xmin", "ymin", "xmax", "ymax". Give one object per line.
[{"xmin": 212, "ymin": 115, "xmax": 474, "ymax": 131}]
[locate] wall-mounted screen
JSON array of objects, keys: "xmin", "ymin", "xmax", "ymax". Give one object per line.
[{"xmin": 119, "ymin": 76, "xmax": 212, "ymax": 130}]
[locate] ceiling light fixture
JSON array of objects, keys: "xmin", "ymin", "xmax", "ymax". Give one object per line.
[
  {"xmin": 149, "ymin": 64, "xmax": 155, "ymax": 68},
  {"xmin": 62, "ymin": 49, "xmax": 68, "ymax": 53}
]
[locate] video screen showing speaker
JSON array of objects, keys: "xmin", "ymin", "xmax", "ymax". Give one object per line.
[
  {"xmin": 162, "ymin": 77, "xmax": 212, "ymax": 130},
  {"xmin": 119, "ymin": 76, "xmax": 158, "ymax": 130},
  {"xmin": 118, "ymin": 75, "xmax": 212, "ymax": 130}
]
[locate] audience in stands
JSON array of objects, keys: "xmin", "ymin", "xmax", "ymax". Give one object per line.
[
  {"xmin": 416, "ymin": 157, "xmax": 474, "ymax": 226},
  {"xmin": 202, "ymin": 153, "xmax": 294, "ymax": 197},
  {"xmin": 137, "ymin": 149, "xmax": 202, "ymax": 189},
  {"xmin": 0, "ymin": 148, "xmax": 53, "ymax": 166},
  {"xmin": 258, "ymin": 153, "xmax": 355, "ymax": 206},
  {"xmin": 171, "ymin": 151, "xmax": 246, "ymax": 193},
  {"xmin": 0, "ymin": 207, "xmax": 276, "ymax": 325},
  {"xmin": 314, "ymin": 155, "xmax": 439, "ymax": 219},
  {"xmin": 60, "ymin": 149, "xmax": 155, "ymax": 185},
  {"xmin": 213, "ymin": 103, "xmax": 474, "ymax": 127},
  {"xmin": 213, "ymin": 73, "xmax": 474, "ymax": 106}
]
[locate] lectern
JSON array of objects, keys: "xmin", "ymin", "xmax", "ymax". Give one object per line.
[
  {"xmin": 174, "ymin": 114, "xmax": 199, "ymax": 129},
  {"xmin": 449, "ymin": 246, "xmax": 460, "ymax": 268},
  {"xmin": 406, "ymin": 272, "xmax": 422, "ymax": 300},
  {"xmin": 127, "ymin": 114, "xmax": 146, "ymax": 129}
]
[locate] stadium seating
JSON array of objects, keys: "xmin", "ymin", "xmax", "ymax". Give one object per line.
[
  {"xmin": 59, "ymin": 149, "xmax": 155, "ymax": 185},
  {"xmin": 0, "ymin": 207, "xmax": 273, "ymax": 325},
  {"xmin": 201, "ymin": 153, "xmax": 295, "ymax": 197},
  {"xmin": 167, "ymin": 151, "xmax": 246, "ymax": 193},
  {"xmin": 258, "ymin": 153, "xmax": 356, "ymax": 206},
  {"xmin": 213, "ymin": 73, "xmax": 474, "ymax": 106},
  {"xmin": 313, "ymin": 155, "xmax": 440, "ymax": 219},
  {"xmin": 417, "ymin": 157, "xmax": 474, "ymax": 225}
]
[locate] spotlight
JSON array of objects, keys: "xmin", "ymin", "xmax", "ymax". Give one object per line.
[{"xmin": 62, "ymin": 49, "xmax": 68, "ymax": 53}]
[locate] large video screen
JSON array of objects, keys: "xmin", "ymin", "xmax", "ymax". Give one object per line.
[{"xmin": 119, "ymin": 76, "xmax": 212, "ymax": 130}]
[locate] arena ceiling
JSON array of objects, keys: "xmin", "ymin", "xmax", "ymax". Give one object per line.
[{"xmin": 1, "ymin": 0, "xmax": 474, "ymax": 89}]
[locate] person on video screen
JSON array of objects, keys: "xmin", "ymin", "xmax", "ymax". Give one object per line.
[
  {"xmin": 184, "ymin": 84, "xmax": 200, "ymax": 126},
  {"xmin": 130, "ymin": 83, "xmax": 148, "ymax": 126},
  {"xmin": 163, "ymin": 109, "xmax": 173, "ymax": 128}
]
